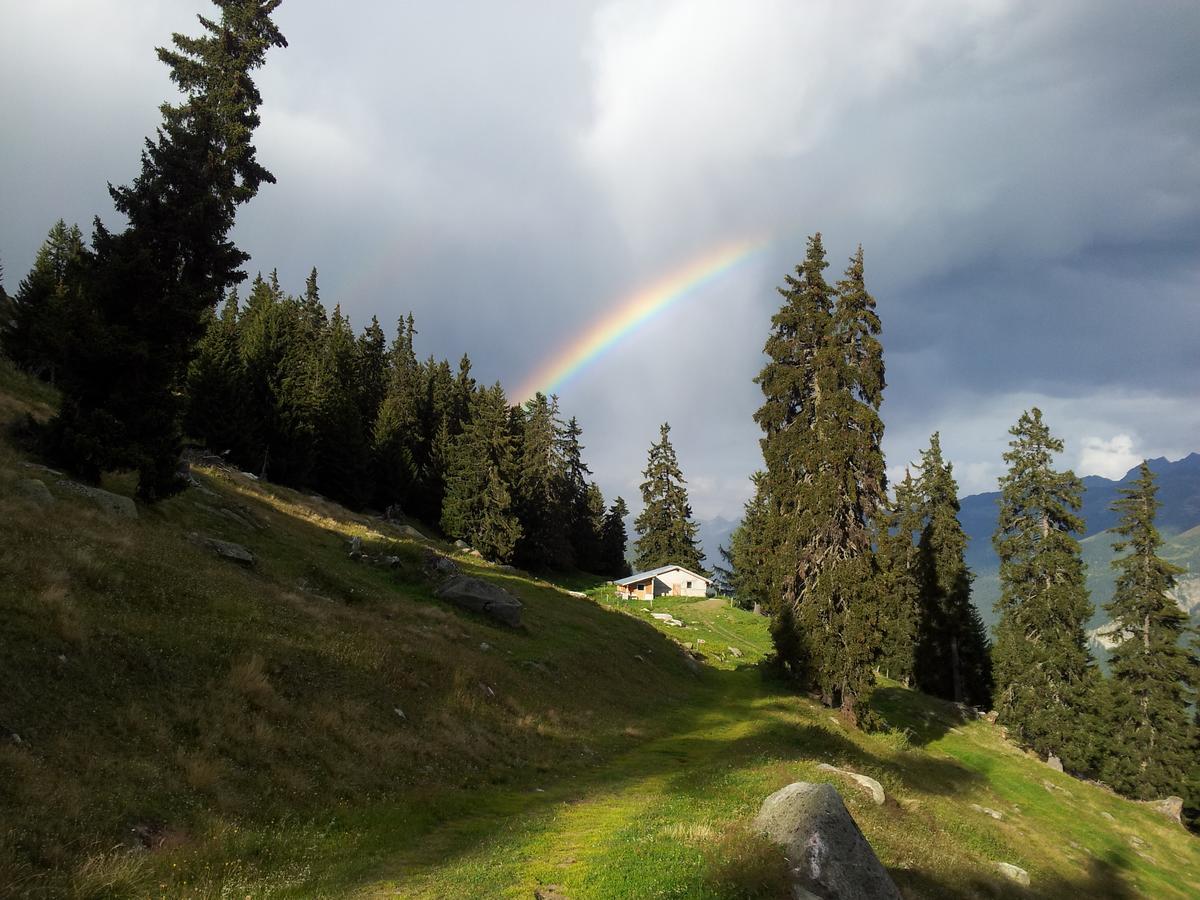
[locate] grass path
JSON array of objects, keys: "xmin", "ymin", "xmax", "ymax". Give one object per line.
[{"xmin": 355, "ymin": 670, "xmax": 792, "ymax": 898}]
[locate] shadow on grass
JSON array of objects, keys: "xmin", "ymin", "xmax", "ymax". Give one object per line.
[
  {"xmin": 352, "ymin": 670, "xmax": 992, "ymax": 896},
  {"xmin": 894, "ymin": 848, "xmax": 1138, "ymax": 899},
  {"xmin": 872, "ymin": 685, "xmax": 975, "ymax": 748}
]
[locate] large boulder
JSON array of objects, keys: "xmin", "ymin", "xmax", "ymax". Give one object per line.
[
  {"xmin": 17, "ymin": 478, "xmax": 54, "ymax": 506},
  {"xmin": 435, "ymin": 574, "xmax": 523, "ymax": 627},
  {"xmin": 58, "ymin": 480, "xmax": 138, "ymax": 519},
  {"xmin": 754, "ymin": 782, "xmax": 900, "ymax": 900},
  {"xmin": 1142, "ymin": 796, "xmax": 1184, "ymax": 825}
]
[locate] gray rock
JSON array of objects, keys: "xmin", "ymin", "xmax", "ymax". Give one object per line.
[
  {"xmin": 969, "ymin": 803, "xmax": 1004, "ymax": 820},
  {"xmin": 454, "ymin": 539, "xmax": 470, "ymax": 549},
  {"xmin": 20, "ymin": 461, "xmax": 63, "ymax": 476},
  {"xmin": 347, "ymin": 536, "xmax": 363, "ymax": 558},
  {"xmin": 58, "ymin": 480, "xmax": 138, "ymax": 519},
  {"xmin": 1046, "ymin": 754, "xmax": 1064, "ymax": 772},
  {"xmin": 17, "ymin": 478, "xmax": 54, "ymax": 506},
  {"xmin": 817, "ymin": 763, "xmax": 886, "ymax": 806},
  {"xmin": 434, "ymin": 574, "xmax": 523, "ymax": 627},
  {"xmin": 995, "ymin": 862, "xmax": 1029, "ymax": 886},
  {"xmin": 754, "ymin": 782, "xmax": 900, "ymax": 899},
  {"xmin": 467, "ymin": 548, "xmax": 483, "ymax": 558},
  {"xmin": 395, "ymin": 524, "xmax": 426, "ymax": 540},
  {"xmin": 566, "ymin": 590, "xmax": 589, "ymax": 599},
  {"xmin": 422, "ymin": 549, "xmax": 461, "ymax": 577},
  {"xmin": 201, "ymin": 537, "xmax": 256, "ymax": 567},
  {"xmin": 728, "ymin": 646, "xmax": 744, "ymax": 658},
  {"xmin": 1142, "ymin": 796, "xmax": 1184, "ymax": 825}
]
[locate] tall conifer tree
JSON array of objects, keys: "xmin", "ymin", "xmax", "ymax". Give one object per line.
[
  {"xmin": 186, "ymin": 288, "xmax": 249, "ymax": 457},
  {"xmin": 720, "ymin": 472, "xmax": 777, "ymax": 613},
  {"xmin": 441, "ymin": 383, "xmax": 521, "ymax": 562},
  {"xmin": 633, "ymin": 422, "xmax": 705, "ymax": 573},
  {"xmin": 311, "ymin": 304, "xmax": 370, "ymax": 507},
  {"xmin": 599, "ymin": 496, "xmax": 632, "ymax": 578},
  {"xmin": 914, "ymin": 433, "xmax": 992, "ymax": 706},
  {"xmin": 46, "ymin": 1, "xmax": 286, "ymax": 497},
  {"xmin": 876, "ymin": 470, "xmax": 922, "ymax": 686},
  {"xmin": 3, "ymin": 220, "xmax": 88, "ymax": 383},
  {"xmin": 1101, "ymin": 462, "xmax": 1197, "ymax": 798},
  {"xmin": 992, "ymin": 408, "xmax": 1097, "ymax": 771},
  {"xmin": 753, "ymin": 239, "xmax": 887, "ymax": 723},
  {"xmin": 513, "ymin": 393, "xmax": 574, "ymax": 569},
  {"xmin": 372, "ymin": 314, "xmax": 420, "ymax": 509}
]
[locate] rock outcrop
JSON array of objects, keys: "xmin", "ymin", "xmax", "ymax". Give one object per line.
[
  {"xmin": 58, "ymin": 480, "xmax": 137, "ymax": 519},
  {"xmin": 198, "ymin": 536, "xmax": 256, "ymax": 567},
  {"xmin": 1142, "ymin": 796, "xmax": 1184, "ymax": 826},
  {"xmin": 754, "ymin": 781, "xmax": 900, "ymax": 899},
  {"xmin": 17, "ymin": 478, "xmax": 54, "ymax": 506},
  {"xmin": 816, "ymin": 763, "xmax": 886, "ymax": 806},
  {"xmin": 995, "ymin": 862, "xmax": 1029, "ymax": 886},
  {"xmin": 434, "ymin": 574, "xmax": 523, "ymax": 627}
]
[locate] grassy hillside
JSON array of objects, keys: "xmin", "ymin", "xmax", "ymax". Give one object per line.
[{"xmin": 2, "ymin": 359, "xmax": 1198, "ymax": 898}]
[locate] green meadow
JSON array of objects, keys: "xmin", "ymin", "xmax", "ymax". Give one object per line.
[{"xmin": 2, "ymin": 359, "xmax": 1198, "ymax": 898}]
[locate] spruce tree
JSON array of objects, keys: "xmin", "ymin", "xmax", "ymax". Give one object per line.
[
  {"xmin": 513, "ymin": 393, "xmax": 574, "ymax": 569},
  {"xmin": 1101, "ymin": 462, "xmax": 1197, "ymax": 799},
  {"xmin": 633, "ymin": 422, "xmax": 705, "ymax": 573},
  {"xmin": 46, "ymin": 2, "xmax": 286, "ymax": 498},
  {"xmin": 0, "ymin": 261, "xmax": 11, "ymax": 340},
  {"xmin": 311, "ymin": 304, "xmax": 370, "ymax": 507},
  {"xmin": 600, "ymin": 496, "xmax": 632, "ymax": 578},
  {"xmin": 753, "ymin": 239, "xmax": 888, "ymax": 723},
  {"xmin": 559, "ymin": 416, "xmax": 602, "ymax": 569},
  {"xmin": 719, "ymin": 472, "xmax": 776, "ymax": 613},
  {"xmin": 914, "ymin": 433, "xmax": 993, "ymax": 707},
  {"xmin": 355, "ymin": 314, "xmax": 388, "ymax": 431},
  {"xmin": 992, "ymin": 408, "xmax": 1097, "ymax": 772},
  {"xmin": 185, "ymin": 288, "xmax": 249, "ymax": 457},
  {"xmin": 237, "ymin": 272, "xmax": 318, "ymax": 483},
  {"xmin": 3, "ymin": 220, "xmax": 87, "ymax": 382},
  {"xmin": 372, "ymin": 314, "xmax": 420, "ymax": 510},
  {"xmin": 875, "ymin": 470, "xmax": 922, "ymax": 686},
  {"xmin": 441, "ymin": 383, "xmax": 521, "ymax": 562},
  {"xmin": 408, "ymin": 356, "xmax": 455, "ymax": 522}
]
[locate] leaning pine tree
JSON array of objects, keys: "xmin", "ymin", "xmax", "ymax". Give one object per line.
[
  {"xmin": 992, "ymin": 408, "xmax": 1097, "ymax": 772},
  {"xmin": 632, "ymin": 422, "xmax": 705, "ymax": 574},
  {"xmin": 46, "ymin": 0, "xmax": 287, "ymax": 498},
  {"xmin": 754, "ymin": 238, "xmax": 888, "ymax": 724},
  {"xmin": 1101, "ymin": 461, "xmax": 1197, "ymax": 799}
]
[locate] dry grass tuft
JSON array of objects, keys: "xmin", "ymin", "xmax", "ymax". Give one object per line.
[
  {"xmin": 69, "ymin": 846, "xmax": 152, "ymax": 899},
  {"xmin": 177, "ymin": 750, "xmax": 221, "ymax": 795},
  {"xmin": 227, "ymin": 654, "xmax": 277, "ymax": 710},
  {"xmin": 38, "ymin": 580, "xmax": 87, "ymax": 647},
  {"xmin": 702, "ymin": 823, "xmax": 792, "ymax": 898}
]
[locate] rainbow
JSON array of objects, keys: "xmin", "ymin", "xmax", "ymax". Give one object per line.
[{"xmin": 514, "ymin": 235, "xmax": 772, "ymax": 401}]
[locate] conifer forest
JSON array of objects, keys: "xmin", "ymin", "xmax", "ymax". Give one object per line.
[{"xmin": 2, "ymin": 1, "xmax": 1198, "ymax": 895}]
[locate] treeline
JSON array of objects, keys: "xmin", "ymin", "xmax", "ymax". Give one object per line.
[
  {"xmin": 1, "ymin": 232, "xmax": 631, "ymax": 574},
  {"xmin": 721, "ymin": 234, "xmax": 1198, "ymax": 819}
]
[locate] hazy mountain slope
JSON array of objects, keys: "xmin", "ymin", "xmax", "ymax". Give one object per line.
[{"xmin": 962, "ymin": 454, "xmax": 1200, "ymax": 632}]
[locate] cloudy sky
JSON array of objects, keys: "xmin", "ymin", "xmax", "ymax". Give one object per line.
[{"xmin": 3, "ymin": 0, "xmax": 1198, "ymax": 522}]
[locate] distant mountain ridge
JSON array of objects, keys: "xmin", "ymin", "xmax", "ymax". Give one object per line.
[
  {"xmin": 696, "ymin": 453, "xmax": 1200, "ymax": 640},
  {"xmin": 960, "ymin": 452, "xmax": 1200, "ymax": 636}
]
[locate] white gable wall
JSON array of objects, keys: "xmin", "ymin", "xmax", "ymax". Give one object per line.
[{"xmin": 654, "ymin": 567, "xmax": 708, "ymax": 597}]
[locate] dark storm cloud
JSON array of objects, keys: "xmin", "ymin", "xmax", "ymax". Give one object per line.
[{"xmin": 2, "ymin": 0, "xmax": 1197, "ymax": 512}]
